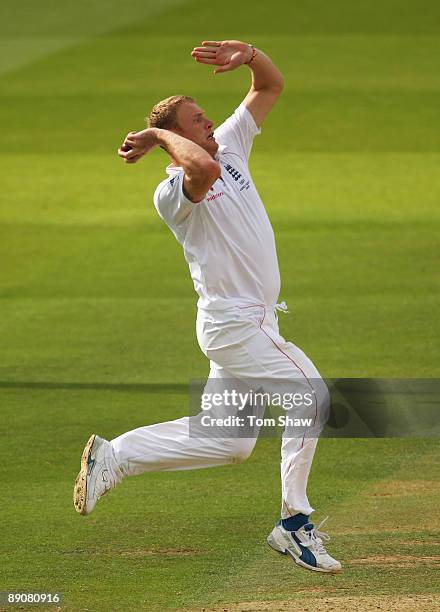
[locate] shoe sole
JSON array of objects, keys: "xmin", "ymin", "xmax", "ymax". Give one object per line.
[
  {"xmin": 73, "ymin": 434, "xmax": 96, "ymax": 515},
  {"xmin": 267, "ymin": 532, "xmax": 342, "ymax": 574}
]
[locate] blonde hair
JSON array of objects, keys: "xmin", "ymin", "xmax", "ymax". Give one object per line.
[{"xmin": 146, "ymin": 95, "xmax": 195, "ymax": 130}]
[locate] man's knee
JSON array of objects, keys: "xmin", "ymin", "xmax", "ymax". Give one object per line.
[
  {"xmin": 318, "ymin": 380, "xmax": 331, "ymax": 411},
  {"xmin": 317, "ymin": 379, "xmax": 331, "ymax": 418},
  {"xmin": 229, "ymin": 437, "xmax": 256, "ymax": 463}
]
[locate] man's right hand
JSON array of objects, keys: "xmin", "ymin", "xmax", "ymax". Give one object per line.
[{"xmin": 118, "ymin": 128, "xmax": 159, "ymax": 164}]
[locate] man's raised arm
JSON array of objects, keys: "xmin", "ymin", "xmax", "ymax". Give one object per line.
[
  {"xmin": 191, "ymin": 40, "xmax": 284, "ymax": 127},
  {"xmin": 118, "ymin": 128, "xmax": 220, "ymax": 202}
]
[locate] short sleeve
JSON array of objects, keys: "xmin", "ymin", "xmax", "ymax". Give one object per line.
[
  {"xmin": 153, "ymin": 171, "xmax": 199, "ymax": 226},
  {"xmin": 213, "ymin": 103, "xmax": 261, "ymax": 162}
]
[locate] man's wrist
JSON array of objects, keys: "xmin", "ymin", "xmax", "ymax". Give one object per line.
[
  {"xmin": 150, "ymin": 127, "xmax": 166, "ymax": 146},
  {"xmin": 245, "ymin": 45, "xmax": 257, "ymax": 65}
]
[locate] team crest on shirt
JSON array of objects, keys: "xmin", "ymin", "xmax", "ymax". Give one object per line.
[{"xmin": 222, "ymin": 162, "xmax": 250, "ymax": 191}]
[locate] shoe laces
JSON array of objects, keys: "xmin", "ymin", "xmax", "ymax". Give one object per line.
[
  {"xmin": 301, "ymin": 516, "xmax": 331, "ymax": 555},
  {"xmin": 275, "ymin": 301, "xmax": 289, "ymax": 314}
]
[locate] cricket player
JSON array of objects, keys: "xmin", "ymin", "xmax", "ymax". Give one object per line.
[{"xmin": 74, "ymin": 40, "xmax": 341, "ymax": 573}]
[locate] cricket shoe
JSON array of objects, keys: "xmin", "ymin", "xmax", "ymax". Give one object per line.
[
  {"xmin": 267, "ymin": 517, "xmax": 342, "ymax": 573},
  {"xmin": 73, "ymin": 434, "xmax": 122, "ymax": 515}
]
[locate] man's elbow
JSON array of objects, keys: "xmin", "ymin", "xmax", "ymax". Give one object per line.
[
  {"xmin": 189, "ymin": 159, "xmax": 221, "ymax": 193},
  {"xmin": 255, "ymin": 76, "xmax": 285, "ymax": 95},
  {"xmin": 197, "ymin": 159, "xmax": 221, "ymax": 182},
  {"xmin": 207, "ymin": 160, "xmax": 221, "ymax": 181},
  {"xmin": 184, "ymin": 160, "xmax": 221, "ymax": 203},
  {"xmin": 272, "ymin": 75, "xmax": 285, "ymax": 94}
]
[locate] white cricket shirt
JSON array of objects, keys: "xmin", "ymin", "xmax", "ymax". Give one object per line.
[{"xmin": 153, "ymin": 103, "xmax": 281, "ymax": 311}]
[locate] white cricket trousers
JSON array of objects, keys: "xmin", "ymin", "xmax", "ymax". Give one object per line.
[{"xmin": 111, "ymin": 304, "xmax": 329, "ymax": 517}]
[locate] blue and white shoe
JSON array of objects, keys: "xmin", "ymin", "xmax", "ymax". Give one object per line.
[
  {"xmin": 267, "ymin": 517, "xmax": 342, "ymax": 573},
  {"xmin": 73, "ymin": 434, "xmax": 122, "ymax": 515}
]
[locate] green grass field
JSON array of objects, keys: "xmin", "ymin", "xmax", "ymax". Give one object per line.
[{"xmin": 1, "ymin": 0, "xmax": 440, "ymax": 610}]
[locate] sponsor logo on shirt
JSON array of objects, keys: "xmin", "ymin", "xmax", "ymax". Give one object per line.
[{"xmin": 207, "ymin": 191, "xmax": 225, "ymax": 202}]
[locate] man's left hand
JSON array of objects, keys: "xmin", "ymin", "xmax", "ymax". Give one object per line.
[{"xmin": 191, "ymin": 40, "xmax": 252, "ymax": 74}]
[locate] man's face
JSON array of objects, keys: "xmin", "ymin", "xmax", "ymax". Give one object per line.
[{"xmin": 173, "ymin": 102, "xmax": 218, "ymax": 157}]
